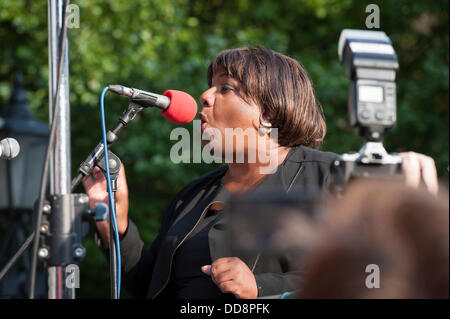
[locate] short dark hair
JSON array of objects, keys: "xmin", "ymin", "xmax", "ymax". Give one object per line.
[{"xmin": 207, "ymin": 46, "xmax": 326, "ymax": 149}]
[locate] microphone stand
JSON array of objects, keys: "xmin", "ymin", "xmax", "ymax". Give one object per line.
[
  {"xmin": 45, "ymin": 0, "xmax": 72, "ymax": 299},
  {"xmin": 70, "ymin": 101, "xmax": 144, "ymax": 299},
  {"xmin": 1, "ymin": 99, "xmax": 143, "ymax": 299}
]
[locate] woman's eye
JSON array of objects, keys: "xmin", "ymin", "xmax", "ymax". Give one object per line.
[{"xmin": 221, "ymin": 84, "xmax": 235, "ymax": 94}]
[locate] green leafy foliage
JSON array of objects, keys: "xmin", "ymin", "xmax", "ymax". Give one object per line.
[{"xmin": 0, "ymin": 0, "xmax": 448, "ymax": 298}]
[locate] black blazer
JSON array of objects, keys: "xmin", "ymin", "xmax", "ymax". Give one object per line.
[{"xmin": 114, "ymin": 145, "xmax": 338, "ymax": 298}]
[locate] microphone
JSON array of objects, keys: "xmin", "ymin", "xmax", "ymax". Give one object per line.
[
  {"xmin": 0, "ymin": 137, "xmax": 20, "ymax": 159},
  {"xmin": 71, "ymin": 85, "xmax": 197, "ymax": 189},
  {"xmin": 108, "ymin": 84, "xmax": 197, "ymax": 124}
]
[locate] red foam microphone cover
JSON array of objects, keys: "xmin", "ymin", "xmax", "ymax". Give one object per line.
[{"xmin": 161, "ymin": 90, "xmax": 198, "ymax": 124}]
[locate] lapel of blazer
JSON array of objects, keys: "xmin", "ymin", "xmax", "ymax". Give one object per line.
[
  {"xmin": 148, "ymin": 166, "xmax": 227, "ymax": 298},
  {"xmin": 149, "ymin": 147, "xmax": 310, "ymax": 297},
  {"xmin": 208, "ymin": 148, "xmax": 306, "ymax": 271}
]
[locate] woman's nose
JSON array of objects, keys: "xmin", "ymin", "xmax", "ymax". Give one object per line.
[{"xmin": 200, "ymin": 87, "xmax": 215, "ymax": 109}]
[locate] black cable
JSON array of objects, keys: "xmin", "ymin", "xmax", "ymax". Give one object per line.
[
  {"xmin": 0, "ymin": 232, "xmax": 34, "ymax": 281},
  {"xmin": 28, "ymin": 0, "xmax": 70, "ymax": 299}
]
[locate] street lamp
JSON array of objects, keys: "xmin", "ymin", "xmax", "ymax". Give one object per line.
[{"xmin": 0, "ymin": 73, "xmax": 50, "ymax": 298}]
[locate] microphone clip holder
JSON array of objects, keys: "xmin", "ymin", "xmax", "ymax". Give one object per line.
[{"xmin": 72, "ymin": 101, "xmax": 143, "ymax": 191}]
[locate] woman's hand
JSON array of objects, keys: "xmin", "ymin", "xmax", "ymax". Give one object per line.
[
  {"xmin": 82, "ymin": 163, "xmax": 129, "ymax": 246},
  {"xmin": 201, "ymin": 257, "xmax": 258, "ymax": 299},
  {"xmin": 399, "ymin": 151, "xmax": 439, "ymax": 195}
]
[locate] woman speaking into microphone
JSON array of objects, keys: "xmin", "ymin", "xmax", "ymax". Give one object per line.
[{"xmin": 83, "ymin": 46, "xmax": 439, "ymax": 299}]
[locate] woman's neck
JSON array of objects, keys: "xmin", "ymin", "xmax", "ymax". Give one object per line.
[{"xmin": 222, "ymin": 146, "xmax": 291, "ymax": 194}]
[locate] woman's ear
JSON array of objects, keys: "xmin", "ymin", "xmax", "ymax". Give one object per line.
[
  {"xmin": 258, "ymin": 121, "xmax": 272, "ymax": 136},
  {"xmin": 257, "ymin": 113, "xmax": 273, "ymax": 136}
]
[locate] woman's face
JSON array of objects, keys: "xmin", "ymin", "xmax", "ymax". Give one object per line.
[{"xmin": 199, "ymin": 72, "xmax": 263, "ymax": 159}]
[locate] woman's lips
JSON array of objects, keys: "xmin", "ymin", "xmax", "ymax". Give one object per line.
[
  {"xmin": 201, "ymin": 121, "xmax": 208, "ymax": 132},
  {"xmin": 199, "ymin": 113, "xmax": 208, "ymax": 132}
]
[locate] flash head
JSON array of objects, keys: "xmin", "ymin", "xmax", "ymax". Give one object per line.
[{"xmin": 338, "ymin": 29, "xmax": 399, "ymax": 141}]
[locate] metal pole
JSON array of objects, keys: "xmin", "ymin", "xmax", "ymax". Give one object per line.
[{"xmin": 47, "ymin": 0, "xmax": 72, "ymax": 299}]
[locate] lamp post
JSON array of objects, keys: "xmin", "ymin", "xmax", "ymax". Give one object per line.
[{"xmin": 0, "ymin": 73, "xmax": 50, "ymax": 298}]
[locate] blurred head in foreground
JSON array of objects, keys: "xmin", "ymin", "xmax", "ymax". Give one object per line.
[{"xmin": 297, "ymin": 180, "xmax": 449, "ymax": 299}]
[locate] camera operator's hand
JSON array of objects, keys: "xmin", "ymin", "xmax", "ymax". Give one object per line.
[
  {"xmin": 201, "ymin": 257, "xmax": 258, "ymax": 299},
  {"xmin": 399, "ymin": 152, "xmax": 438, "ymax": 195},
  {"xmin": 82, "ymin": 164, "xmax": 129, "ymax": 246}
]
